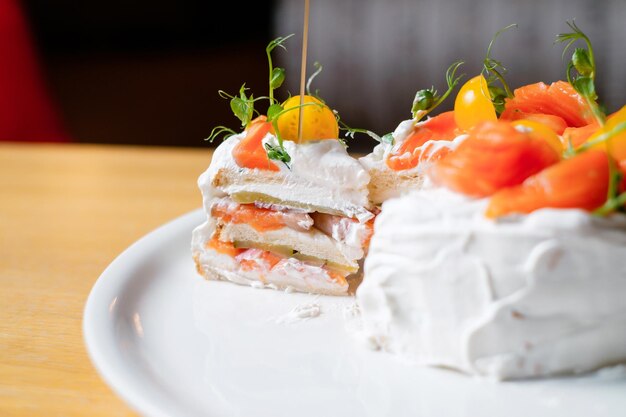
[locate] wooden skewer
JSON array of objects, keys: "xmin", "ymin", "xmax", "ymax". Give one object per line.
[{"xmin": 298, "ymin": 0, "xmax": 310, "ymax": 143}]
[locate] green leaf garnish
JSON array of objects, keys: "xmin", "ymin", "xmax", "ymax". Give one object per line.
[
  {"xmin": 266, "ymin": 34, "xmax": 294, "ymax": 103},
  {"xmin": 264, "ymin": 142, "xmax": 291, "ymax": 167},
  {"xmin": 267, "ymin": 103, "xmax": 283, "ymax": 121},
  {"xmin": 556, "ymin": 20, "xmax": 595, "ymax": 78},
  {"xmin": 270, "ymin": 67, "xmax": 286, "ymax": 90},
  {"xmin": 482, "ymin": 24, "xmax": 517, "ymax": 113},
  {"xmin": 412, "ymin": 89, "xmax": 435, "ymax": 113},
  {"xmin": 572, "ymin": 48, "xmax": 593, "ymax": 76},
  {"xmin": 219, "ymin": 84, "xmax": 256, "ymax": 128},
  {"xmin": 556, "ymin": 21, "xmax": 626, "ymax": 215},
  {"xmin": 573, "ymin": 76, "xmax": 595, "ymax": 98},
  {"xmin": 411, "ymin": 60, "xmax": 465, "ymax": 122},
  {"xmin": 556, "ymin": 20, "xmax": 604, "ymax": 125}
]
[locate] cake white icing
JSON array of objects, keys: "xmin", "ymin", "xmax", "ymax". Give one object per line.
[{"xmin": 356, "ymin": 187, "xmax": 626, "ymax": 380}]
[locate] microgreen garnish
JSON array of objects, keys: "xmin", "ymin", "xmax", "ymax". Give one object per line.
[
  {"xmin": 266, "ymin": 103, "xmax": 283, "ymax": 121},
  {"xmin": 264, "ymin": 142, "xmax": 292, "ymax": 166},
  {"xmin": 266, "ymin": 34, "xmax": 294, "ymax": 104},
  {"xmin": 205, "ymin": 126, "xmax": 237, "ymax": 143},
  {"xmin": 306, "ymin": 61, "xmax": 324, "ymax": 99},
  {"xmin": 482, "ymin": 24, "xmax": 517, "ymax": 114},
  {"xmin": 555, "ymin": 21, "xmax": 624, "ymax": 213},
  {"xmin": 222, "ymin": 84, "xmax": 256, "ymax": 127},
  {"xmin": 265, "ymin": 101, "xmax": 322, "ymax": 167},
  {"xmin": 340, "ymin": 123, "xmax": 388, "ymax": 144},
  {"xmin": 207, "ymin": 35, "xmax": 296, "ymax": 164},
  {"xmin": 411, "ymin": 60, "xmax": 465, "ymax": 122},
  {"xmin": 336, "ymin": 111, "xmax": 388, "ymax": 145},
  {"xmin": 556, "ymin": 20, "xmax": 605, "ymax": 125}
]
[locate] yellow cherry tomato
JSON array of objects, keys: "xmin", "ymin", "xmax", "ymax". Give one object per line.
[
  {"xmin": 276, "ymin": 95, "xmax": 339, "ymax": 143},
  {"xmin": 454, "ymin": 75, "xmax": 497, "ymax": 131},
  {"xmin": 587, "ymin": 105, "xmax": 626, "ymax": 162},
  {"xmin": 512, "ymin": 119, "xmax": 564, "ymax": 156}
]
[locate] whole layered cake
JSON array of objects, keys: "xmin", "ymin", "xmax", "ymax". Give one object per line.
[{"xmin": 356, "ymin": 23, "xmax": 626, "ymax": 380}]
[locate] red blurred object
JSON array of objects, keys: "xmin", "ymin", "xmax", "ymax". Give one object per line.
[{"xmin": 0, "ymin": 0, "xmax": 69, "ymax": 142}]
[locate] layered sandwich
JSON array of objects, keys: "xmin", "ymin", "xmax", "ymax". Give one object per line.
[{"xmin": 192, "ymin": 95, "xmax": 375, "ymax": 296}]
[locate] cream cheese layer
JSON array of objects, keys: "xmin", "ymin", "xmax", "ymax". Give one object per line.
[{"xmin": 357, "ymin": 188, "xmax": 626, "ymax": 380}]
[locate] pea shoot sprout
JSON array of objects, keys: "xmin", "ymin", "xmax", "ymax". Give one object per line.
[
  {"xmin": 556, "ymin": 20, "xmax": 605, "ymax": 126},
  {"xmin": 482, "ymin": 24, "xmax": 517, "ymax": 114},
  {"xmin": 556, "ymin": 20, "xmax": 625, "ymax": 213},
  {"xmin": 411, "ymin": 60, "xmax": 465, "ymax": 122}
]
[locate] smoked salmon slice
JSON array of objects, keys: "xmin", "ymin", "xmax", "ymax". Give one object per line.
[
  {"xmin": 563, "ymin": 123, "xmax": 600, "ymax": 148},
  {"xmin": 429, "ymin": 120, "xmax": 561, "ymax": 197},
  {"xmin": 386, "ymin": 111, "xmax": 458, "ymax": 171},
  {"xmin": 500, "ymin": 111, "xmax": 568, "ymax": 135},
  {"xmin": 500, "ymin": 81, "xmax": 596, "ymax": 128},
  {"xmin": 211, "ymin": 199, "xmax": 313, "ymax": 232},
  {"xmin": 486, "ymin": 150, "xmax": 610, "ymax": 218},
  {"xmin": 232, "ymin": 116, "xmax": 279, "ymax": 171}
]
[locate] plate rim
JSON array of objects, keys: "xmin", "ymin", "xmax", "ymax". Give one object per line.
[{"xmin": 82, "ymin": 208, "xmax": 204, "ymax": 417}]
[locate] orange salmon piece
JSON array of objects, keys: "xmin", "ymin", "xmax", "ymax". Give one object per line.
[
  {"xmin": 211, "ymin": 203, "xmax": 287, "ymax": 232},
  {"xmin": 486, "ymin": 150, "xmax": 609, "ymax": 218},
  {"xmin": 206, "ymin": 236, "xmax": 243, "ymax": 257},
  {"xmin": 429, "ymin": 120, "xmax": 561, "ymax": 197},
  {"xmin": 563, "ymin": 123, "xmax": 600, "ymax": 148},
  {"xmin": 386, "ymin": 111, "xmax": 458, "ymax": 171},
  {"xmin": 501, "ymin": 81, "xmax": 595, "ymax": 128},
  {"xmin": 232, "ymin": 116, "xmax": 279, "ymax": 171},
  {"xmin": 501, "ymin": 110, "xmax": 568, "ymax": 135}
]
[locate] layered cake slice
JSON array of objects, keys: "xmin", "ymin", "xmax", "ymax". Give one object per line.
[{"xmin": 192, "ymin": 110, "xmax": 374, "ymax": 295}]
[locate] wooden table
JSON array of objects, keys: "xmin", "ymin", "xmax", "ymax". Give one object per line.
[{"xmin": 0, "ymin": 143, "xmax": 213, "ymax": 416}]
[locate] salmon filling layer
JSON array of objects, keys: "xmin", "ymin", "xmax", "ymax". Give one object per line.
[
  {"xmin": 206, "ymin": 236, "xmax": 348, "ymax": 286},
  {"xmin": 210, "ymin": 198, "xmax": 374, "ymax": 247}
]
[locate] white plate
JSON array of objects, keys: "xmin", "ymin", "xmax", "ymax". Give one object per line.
[{"xmin": 84, "ymin": 209, "xmax": 626, "ymax": 417}]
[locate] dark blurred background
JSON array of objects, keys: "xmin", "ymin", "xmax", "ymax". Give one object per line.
[{"xmin": 11, "ymin": 0, "xmax": 626, "ymax": 152}]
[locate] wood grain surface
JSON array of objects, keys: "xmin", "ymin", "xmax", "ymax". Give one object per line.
[{"xmin": 0, "ymin": 143, "xmax": 213, "ymax": 416}]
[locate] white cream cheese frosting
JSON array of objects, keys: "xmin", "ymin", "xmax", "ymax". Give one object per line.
[
  {"xmin": 199, "ymin": 131, "xmax": 373, "ymax": 222},
  {"xmin": 356, "ymin": 187, "xmax": 626, "ymax": 380}
]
